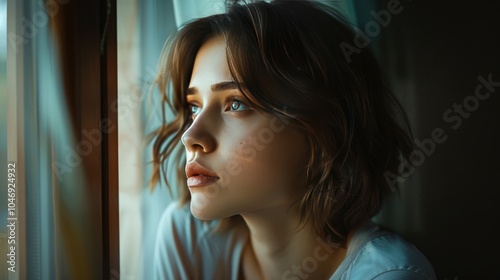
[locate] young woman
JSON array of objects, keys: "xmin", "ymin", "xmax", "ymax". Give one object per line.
[{"xmin": 151, "ymin": 1, "xmax": 436, "ymax": 279}]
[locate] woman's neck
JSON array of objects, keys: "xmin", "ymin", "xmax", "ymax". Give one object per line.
[{"xmin": 239, "ymin": 206, "xmax": 350, "ymax": 280}]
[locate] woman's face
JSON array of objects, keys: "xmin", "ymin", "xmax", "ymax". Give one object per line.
[{"xmin": 182, "ymin": 36, "xmax": 308, "ymax": 220}]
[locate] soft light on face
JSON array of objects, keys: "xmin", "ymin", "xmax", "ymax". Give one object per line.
[{"xmin": 182, "ymin": 36, "xmax": 309, "ymax": 220}]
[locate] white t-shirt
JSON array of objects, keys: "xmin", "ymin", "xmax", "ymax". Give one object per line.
[{"xmin": 153, "ymin": 201, "xmax": 436, "ymax": 280}]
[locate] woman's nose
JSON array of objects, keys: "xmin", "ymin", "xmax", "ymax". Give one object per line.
[{"xmin": 181, "ymin": 114, "xmax": 217, "ymax": 154}]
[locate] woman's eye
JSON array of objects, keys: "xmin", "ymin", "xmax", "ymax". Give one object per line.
[
  {"xmin": 229, "ymin": 100, "xmax": 249, "ymax": 111},
  {"xmin": 189, "ymin": 104, "xmax": 201, "ymax": 116}
]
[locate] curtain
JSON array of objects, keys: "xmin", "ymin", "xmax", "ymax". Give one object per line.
[{"xmin": 5, "ymin": 0, "xmax": 100, "ymax": 279}]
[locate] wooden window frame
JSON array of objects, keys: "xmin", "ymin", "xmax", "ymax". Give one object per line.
[{"xmin": 50, "ymin": 0, "xmax": 119, "ymax": 278}]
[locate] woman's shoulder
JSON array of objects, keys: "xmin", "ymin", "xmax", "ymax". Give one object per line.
[
  {"xmin": 158, "ymin": 200, "xmax": 217, "ymax": 238},
  {"xmin": 155, "ymin": 201, "xmax": 229, "ymax": 259},
  {"xmin": 331, "ymin": 221, "xmax": 437, "ymax": 280},
  {"xmin": 153, "ymin": 201, "xmax": 248, "ymax": 280}
]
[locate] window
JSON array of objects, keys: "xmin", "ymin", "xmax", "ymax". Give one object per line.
[{"xmin": 3, "ymin": 0, "xmax": 118, "ymax": 278}]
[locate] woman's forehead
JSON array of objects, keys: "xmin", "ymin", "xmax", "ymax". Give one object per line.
[{"xmin": 188, "ymin": 36, "xmax": 232, "ymax": 92}]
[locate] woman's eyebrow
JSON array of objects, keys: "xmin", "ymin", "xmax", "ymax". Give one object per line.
[{"xmin": 186, "ymin": 81, "xmax": 239, "ymax": 95}]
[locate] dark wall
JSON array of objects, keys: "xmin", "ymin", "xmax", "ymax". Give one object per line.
[{"xmin": 353, "ymin": 0, "xmax": 500, "ymax": 278}]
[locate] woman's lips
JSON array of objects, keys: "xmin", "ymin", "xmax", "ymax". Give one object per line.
[
  {"xmin": 185, "ymin": 161, "xmax": 220, "ymax": 188},
  {"xmin": 187, "ymin": 175, "xmax": 219, "ymax": 188}
]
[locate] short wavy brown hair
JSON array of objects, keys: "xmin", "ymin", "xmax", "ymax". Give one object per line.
[{"xmin": 150, "ymin": 0, "xmax": 413, "ymax": 246}]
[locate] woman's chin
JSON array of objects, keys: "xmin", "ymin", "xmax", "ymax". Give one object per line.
[
  {"xmin": 189, "ymin": 195, "xmax": 241, "ymax": 221},
  {"xmin": 190, "ymin": 197, "xmax": 221, "ymax": 220}
]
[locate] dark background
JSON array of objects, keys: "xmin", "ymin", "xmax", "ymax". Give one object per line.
[{"xmin": 356, "ymin": 0, "xmax": 500, "ymax": 278}]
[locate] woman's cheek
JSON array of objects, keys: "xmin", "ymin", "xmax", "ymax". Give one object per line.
[
  {"xmin": 237, "ymin": 139, "xmax": 258, "ymax": 160},
  {"xmin": 216, "ymin": 115, "xmax": 304, "ymax": 187}
]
